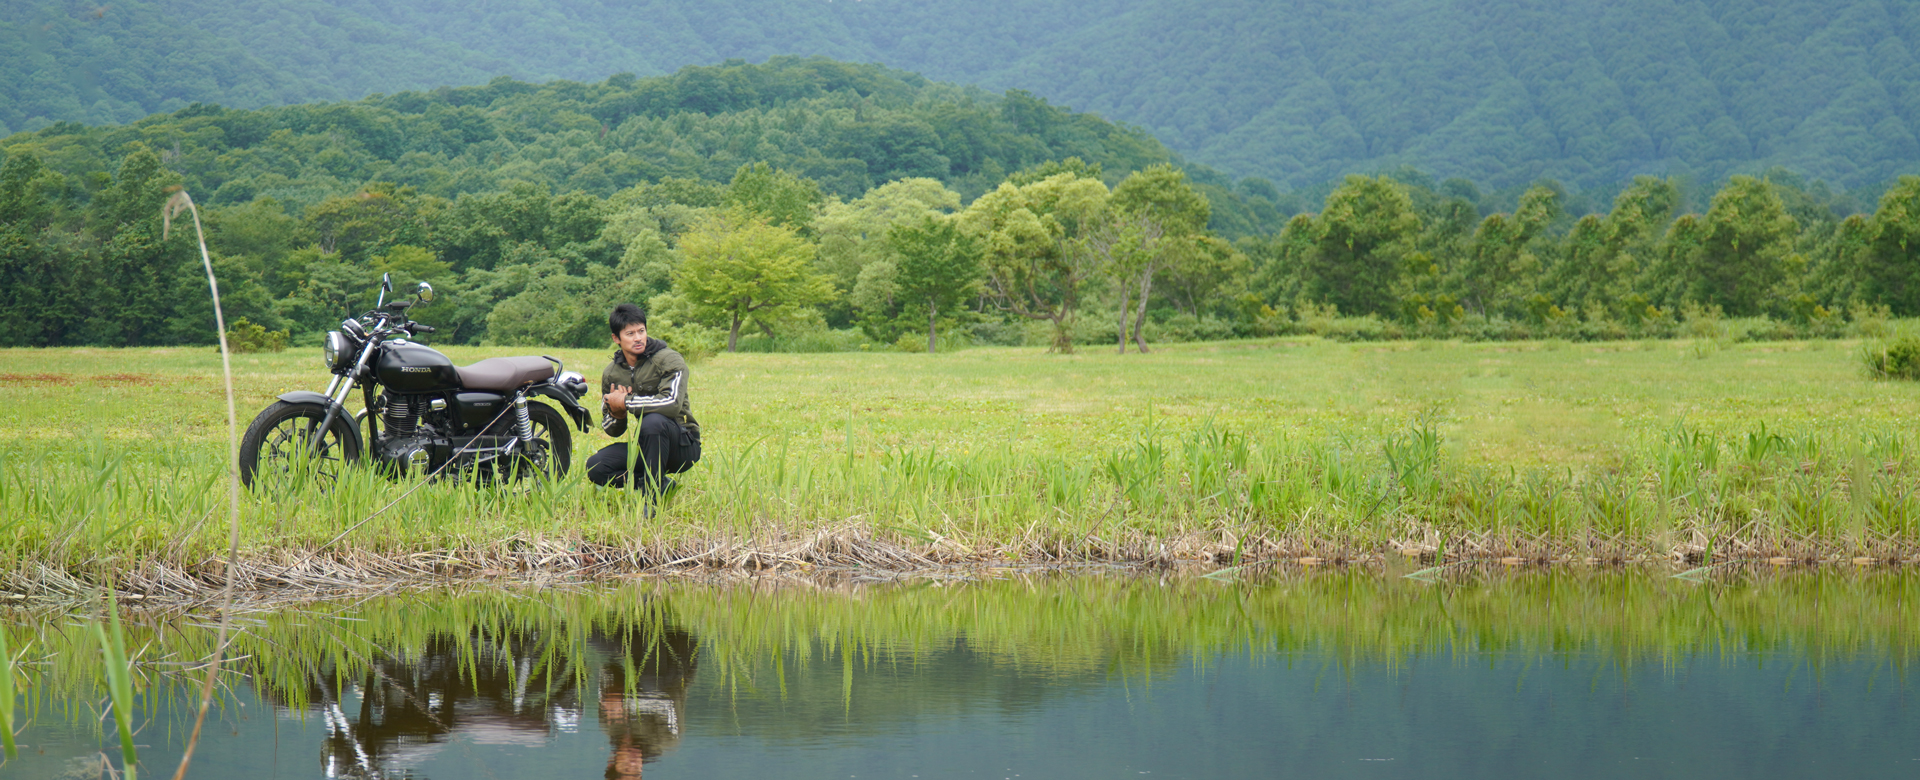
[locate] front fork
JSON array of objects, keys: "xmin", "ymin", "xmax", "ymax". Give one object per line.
[{"xmin": 312, "ymin": 345, "xmax": 374, "ymax": 455}]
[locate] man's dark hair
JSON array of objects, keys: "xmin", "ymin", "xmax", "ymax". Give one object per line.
[{"xmin": 609, "ymin": 303, "xmax": 648, "ymax": 335}]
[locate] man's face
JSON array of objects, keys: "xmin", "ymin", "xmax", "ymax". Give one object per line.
[{"xmin": 616, "ymin": 322, "xmax": 648, "ymax": 356}]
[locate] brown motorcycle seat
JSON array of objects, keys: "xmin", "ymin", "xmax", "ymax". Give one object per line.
[{"xmin": 456, "ymin": 356, "xmax": 554, "ymax": 391}]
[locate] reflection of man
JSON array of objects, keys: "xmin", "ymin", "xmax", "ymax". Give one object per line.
[
  {"xmin": 254, "ymin": 613, "xmax": 698, "ymax": 779},
  {"xmin": 595, "ymin": 624, "xmax": 700, "ymax": 779}
]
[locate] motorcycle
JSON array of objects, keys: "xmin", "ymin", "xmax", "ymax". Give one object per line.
[{"xmin": 238, "ymin": 274, "xmax": 593, "ymax": 488}]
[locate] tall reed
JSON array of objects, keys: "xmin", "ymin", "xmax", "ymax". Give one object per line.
[{"xmin": 162, "ymin": 189, "xmax": 240, "ymax": 780}]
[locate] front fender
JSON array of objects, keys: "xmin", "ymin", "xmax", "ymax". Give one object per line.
[
  {"xmin": 272, "ymin": 390, "xmax": 363, "ymax": 439},
  {"xmin": 276, "ymin": 390, "xmax": 335, "ymax": 406},
  {"xmin": 529, "ymin": 384, "xmax": 591, "ymax": 432}
]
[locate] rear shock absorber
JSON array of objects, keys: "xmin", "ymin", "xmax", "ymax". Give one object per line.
[{"xmin": 513, "ymin": 393, "xmax": 535, "ymax": 445}]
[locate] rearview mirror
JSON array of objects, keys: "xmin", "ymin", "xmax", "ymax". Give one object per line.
[
  {"xmin": 417, "ymin": 281, "xmax": 434, "ymax": 303},
  {"xmin": 381, "ymin": 273, "xmax": 393, "ymax": 292}
]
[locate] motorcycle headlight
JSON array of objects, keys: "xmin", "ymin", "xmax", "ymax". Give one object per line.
[{"xmin": 323, "ymin": 331, "xmax": 346, "ymax": 371}]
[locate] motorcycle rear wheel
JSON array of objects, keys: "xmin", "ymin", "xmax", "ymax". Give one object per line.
[
  {"xmin": 497, "ymin": 402, "xmax": 572, "ymax": 483},
  {"xmin": 239, "ymin": 401, "xmax": 363, "ymax": 489}
]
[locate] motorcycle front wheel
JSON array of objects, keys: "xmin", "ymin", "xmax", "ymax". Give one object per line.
[{"xmin": 239, "ymin": 401, "xmax": 363, "ymax": 489}]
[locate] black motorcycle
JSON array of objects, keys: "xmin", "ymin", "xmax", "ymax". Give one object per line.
[{"xmin": 238, "ymin": 274, "xmax": 593, "ymax": 488}]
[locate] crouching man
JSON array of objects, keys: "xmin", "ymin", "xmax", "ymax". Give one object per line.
[{"xmin": 587, "ymin": 304, "xmax": 702, "ymax": 493}]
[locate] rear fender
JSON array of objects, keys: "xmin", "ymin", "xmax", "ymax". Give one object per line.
[{"xmin": 529, "ymin": 384, "xmax": 591, "ymax": 432}]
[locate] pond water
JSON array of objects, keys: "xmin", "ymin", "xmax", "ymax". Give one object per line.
[{"xmin": 2, "ymin": 569, "xmax": 1914, "ymax": 779}]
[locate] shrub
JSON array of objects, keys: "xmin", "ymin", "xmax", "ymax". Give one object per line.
[
  {"xmin": 224, "ymin": 318, "xmax": 289, "ymax": 353},
  {"xmin": 732, "ymin": 327, "xmax": 866, "ymax": 353},
  {"xmin": 649, "ymin": 319, "xmax": 724, "ymax": 362},
  {"xmin": 1861, "ymin": 336, "xmax": 1920, "ymax": 380}
]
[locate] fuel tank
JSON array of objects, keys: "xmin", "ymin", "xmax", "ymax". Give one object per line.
[{"xmin": 375, "ymin": 342, "xmax": 460, "ymax": 392}]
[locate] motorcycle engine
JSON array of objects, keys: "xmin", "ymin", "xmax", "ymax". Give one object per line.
[{"xmin": 375, "ymin": 393, "xmax": 446, "ymax": 476}]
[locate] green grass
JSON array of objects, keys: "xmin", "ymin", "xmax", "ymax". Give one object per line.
[{"xmin": 1, "ymin": 337, "xmax": 1918, "ymax": 581}]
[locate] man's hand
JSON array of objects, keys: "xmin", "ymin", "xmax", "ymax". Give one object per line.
[{"xmin": 604, "ymin": 384, "xmax": 632, "ymax": 417}]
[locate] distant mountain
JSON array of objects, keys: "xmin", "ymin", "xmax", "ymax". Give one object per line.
[{"xmin": 5, "ymin": 0, "xmax": 1916, "ymax": 191}]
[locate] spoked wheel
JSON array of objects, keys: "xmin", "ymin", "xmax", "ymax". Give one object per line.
[
  {"xmin": 497, "ymin": 402, "xmax": 572, "ymax": 483},
  {"xmin": 239, "ymin": 401, "xmax": 363, "ymax": 489}
]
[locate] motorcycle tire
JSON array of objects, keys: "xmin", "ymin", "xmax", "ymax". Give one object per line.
[{"xmin": 239, "ymin": 400, "xmax": 363, "ymax": 489}]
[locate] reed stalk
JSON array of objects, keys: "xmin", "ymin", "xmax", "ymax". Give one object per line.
[{"xmin": 161, "ymin": 190, "xmax": 238, "ymax": 780}]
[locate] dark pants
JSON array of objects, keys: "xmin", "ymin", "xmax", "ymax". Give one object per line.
[{"xmin": 586, "ymin": 413, "xmax": 701, "ymax": 489}]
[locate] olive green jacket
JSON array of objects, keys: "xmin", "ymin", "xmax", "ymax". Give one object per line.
[{"xmin": 599, "ymin": 340, "xmax": 700, "ymax": 439}]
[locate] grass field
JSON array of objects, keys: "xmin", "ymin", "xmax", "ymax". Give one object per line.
[{"xmin": 2, "ymin": 336, "xmax": 1918, "ymax": 589}]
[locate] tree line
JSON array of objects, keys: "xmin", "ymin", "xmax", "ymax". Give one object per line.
[{"xmin": 3, "ymin": 130, "xmax": 1916, "ymax": 356}]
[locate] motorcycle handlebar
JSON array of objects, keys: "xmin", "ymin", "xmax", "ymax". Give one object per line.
[{"xmin": 410, "ymin": 323, "xmax": 436, "ymax": 334}]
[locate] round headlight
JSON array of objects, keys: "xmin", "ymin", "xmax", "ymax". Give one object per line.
[{"xmin": 323, "ymin": 331, "xmax": 345, "ymax": 371}]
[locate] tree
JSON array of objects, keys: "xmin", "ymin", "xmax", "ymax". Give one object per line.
[
  {"xmin": 1858, "ymin": 176, "xmax": 1920, "ymax": 315},
  {"xmin": 1678, "ymin": 177, "xmax": 1798, "ymax": 315},
  {"xmin": 300, "ymin": 183, "xmax": 437, "ymax": 263},
  {"xmin": 814, "ymin": 177, "xmax": 962, "ymax": 326},
  {"xmin": 84, "ymin": 145, "xmax": 189, "ymax": 346},
  {"xmin": 0, "ymin": 151, "xmax": 78, "ymax": 346},
  {"xmin": 724, "ymin": 162, "xmax": 826, "ymax": 233},
  {"xmin": 1300, "ymin": 175, "xmax": 1420, "ymax": 319},
  {"xmin": 958, "ymin": 171, "xmax": 1110, "ymax": 353},
  {"xmin": 1550, "ymin": 176, "xmax": 1676, "ymax": 317},
  {"xmin": 672, "ymin": 208, "xmax": 833, "ymax": 351},
  {"xmin": 887, "ymin": 215, "xmax": 983, "ymax": 353},
  {"xmin": 1459, "ymin": 184, "xmax": 1558, "ymax": 318},
  {"xmin": 1107, "ymin": 163, "xmax": 1211, "ymax": 353}
]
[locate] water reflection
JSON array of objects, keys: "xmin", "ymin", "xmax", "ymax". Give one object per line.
[
  {"xmin": 1, "ymin": 569, "xmax": 1915, "ymax": 779},
  {"xmin": 254, "ymin": 616, "xmax": 698, "ymax": 779}
]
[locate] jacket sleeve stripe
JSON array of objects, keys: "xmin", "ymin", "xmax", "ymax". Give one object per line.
[{"xmin": 630, "ymin": 370, "xmax": 682, "ymax": 412}]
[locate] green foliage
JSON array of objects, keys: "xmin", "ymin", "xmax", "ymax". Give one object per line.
[
  {"xmin": 0, "ymin": 58, "xmax": 1191, "ymax": 212},
  {"xmin": 673, "ymin": 208, "xmax": 833, "ymax": 351},
  {"xmin": 1861, "ymin": 337, "xmax": 1920, "ymax": 381},
  {"xmin": 223, "ymin": 316, "xmax": 288, "ymax": 353},
  {"xmin": 9, "ymin": 0, "xmax": 1918, "ymax": 196},
  {"xmin": 1298, "ymin": 175, "xmax": 1419, "ymax": 319},
  {"xmin": 960, "ymin": 170, "xmax": 1112, "ymax": 352},
  {"xmin": 6, "ymin": 52, "xmax": 1920, "ymax": 352},
  {"xmin": 887, "ymin": 215, "xmax": 984, "ymax": 352},
  {"xmin": 1673, "ymin": 177, "xmax": 1799, "ymax": 316}
]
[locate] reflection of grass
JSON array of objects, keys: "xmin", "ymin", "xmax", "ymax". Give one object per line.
[
  {"xmin": 0, "ymin": 624, "xmax": 16, "ymax": 759},
  {"xmin": 90, "ymin": 593, "xmax": 139, "ymax": 779},
  {"xmin": 3, "ymin": 339, "xmax": 1920, "ymax": 581},
  {"xmin": 3, "ymin": 569, "xmax": 1914, "ymax": 719}
]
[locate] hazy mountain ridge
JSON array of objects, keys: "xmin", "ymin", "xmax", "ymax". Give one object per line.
[{"xmin": 5, "ymin": 0, "xmax": 1916, "ymax": 191}]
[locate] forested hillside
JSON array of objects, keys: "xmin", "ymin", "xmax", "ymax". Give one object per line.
[
  {"xmin": 0, "ymin": 58, "xmax": 1278, "ymax": 223},
  {"xmin": 7, "ymin": 0, "xmax": 1917, "ymax": 193},
  {"xmin": 2, "ymin": 58, "xmax": 1916, "ymax": 358}
]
